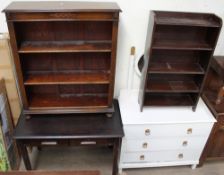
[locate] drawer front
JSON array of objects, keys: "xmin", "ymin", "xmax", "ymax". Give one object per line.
[
  {"xmin": 7, "ymin": 12, "xmax": 118, "ymax": 21},
  {"xmin": 125, "ymin": 137, "xmax": 208, "ymax": 152},
  {"xmin": 122, "ymin": 150, "xmax": 201, "ymax": 163},
  {"xmin": 124, "ymin": 123, "xmax": 212, "ymax": 139}
]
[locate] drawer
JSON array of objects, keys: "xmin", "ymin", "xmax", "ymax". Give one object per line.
[
  {"xmin": 125, "ymin": 137, "xmax": 208, "ymax": 152},
  {"xmin": 124, "ymin": 123, "xmax": 213, "ymax": 139},
  {"xmin": 122, "ymin": 150, "xmax": 201, "ymax": 163}
]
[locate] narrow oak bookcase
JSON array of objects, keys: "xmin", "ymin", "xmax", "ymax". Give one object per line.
[
  {"xmin": 139, "ymin": 11, "xmax": 222, "ymax": 111},
  {"xmin": 4, "ymin": 1, "xmax": 121, "ymax": 117}
]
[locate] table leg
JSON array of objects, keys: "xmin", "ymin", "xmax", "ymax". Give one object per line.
[
  {"xmin": 17, "ymin": 141, "xmax": 32, "ymax": 170},
  {"xmin": 112, "ymin": 138, "xmax": 121, "ymax": 175}
]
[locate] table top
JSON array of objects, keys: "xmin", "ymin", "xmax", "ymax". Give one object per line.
[
  {"xmin": 14, "ymin": 100, "xmax": 124, "ymax": 140},
  {"xmin": 0, "ymin": 171, "xmax": 100, "ymax": 175},
  {"xmin": 3, "ymin": 1, "xmax": 121, "ymax": 12}
]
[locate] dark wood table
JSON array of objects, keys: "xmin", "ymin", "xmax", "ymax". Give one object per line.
[
  {"xmin": 0, "ymin": 171, "xmax": 100, "ymax": 175},
  {"xmin": 13, "ymin": 100, "xmax": 124, "ymax": 175}
]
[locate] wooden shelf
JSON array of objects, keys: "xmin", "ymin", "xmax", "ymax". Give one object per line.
[
  {"xmin": 18, "ymin": 41, "xmax": 112, "ymax": 53},
  {"xmin": 144, "ymin": 93, "xmax": 194, "ymax": 106},
  {"xmin": 24, "ymin": 73, "xmax": 110, "ymax": 85},
  {"xmin": 152, "ymin": 40, "xmax": 213, "ymax": 51},
  {"xmin": 156, "ymin": 16, "xmax": 221, "ymax": 28},
  {"xmin": 29, "ymin": 94, "xmax": 108, "ymax": 109},
  {"xmin": 148, "ymin": 62, "xmax": 205, "ymax": 74},
  {"xmin": 146, "ymin": 80, "xmax": 200, "ymax": 93}
]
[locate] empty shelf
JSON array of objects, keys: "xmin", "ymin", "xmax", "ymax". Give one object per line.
[
  {"xmin": 24, "ymin": 73, "xmax": 110, "ymax": 85},
  {"xmin": 148, "ymin": 62, "xmax": 205, "ymax": 74},
  {"xmin": 152, "ymin": 40, "xmax": 213, "ymax": 51},
  {"xmin": 19, "ymin": 41, "xmax": 112, "ymax": 53}
]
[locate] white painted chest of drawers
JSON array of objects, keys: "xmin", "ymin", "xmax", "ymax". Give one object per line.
[{"xmin": 118, "ymin": 90, "xmax": 215, "ymax": 173}]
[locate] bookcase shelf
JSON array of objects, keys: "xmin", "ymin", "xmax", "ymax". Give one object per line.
[
  {"xmin": 139, "ymin": 11, "xmax": 222, "ymax": 111},
  {"xmin": 152, "ymin": 40, "xmax": 213, "ymax": 51},
  {"xmin": 148, "ymin": 62, "xmax": 205, "ymax": 74},
  {"xmin": 146, "ymin": 80, "xmax": 200, "ymax": 93},
  {"xmin": 6, "ymin": 2, "xmax": 120, "ymax": 115},
  {"xmin": 24, "ymin": 73, "xmax": 110, "ymax": 85},
  {"xmin": 18, "ymin": 41, "xmax": 112, "ymax": 53}
]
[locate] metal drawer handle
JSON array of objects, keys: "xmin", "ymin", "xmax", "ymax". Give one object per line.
[
  {"xmin": 41, "ymin": 141, "xmax": 57, "ymax": 145},
  {"xmin": 140, "ymin": 155, "xmax": 145, "ymax": 160},
  {"xmin": 80, "ymin": 141, "xmax": 96, "ymax": 145},
  {"xmin": 142, "ymin": 142, "xmax": 148, "ymax": 148},
  {"xmin": 182, "ymin": 141, "xmax": 188, "ymax": 147},
  {"xmin": 187, "ymin": 128, "xmax": 192, "ymax": 134},
  {"xmin": 178, "ymin": 153, "xmax": 184, "ymax": 159},
  {"xmin": 145, "ymin": 129, "xmax": 150, "ymax": 136}
]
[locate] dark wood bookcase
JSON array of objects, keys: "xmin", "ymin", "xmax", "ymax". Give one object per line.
[
  {"xmin": 200, "ymin": 56, "xmax": 224, "ymax": 165},
  {"xmin": 139, "ymin": 11, "xmax": 222, "ymax": 111},
  {"xmin": 4, "ymin": 1, "xmax": 121, "ymax": 116}
]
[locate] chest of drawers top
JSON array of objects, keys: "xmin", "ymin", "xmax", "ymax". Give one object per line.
[{"xmin": 119, "ymin": 90, "xmax": 215, "ymax": 125}]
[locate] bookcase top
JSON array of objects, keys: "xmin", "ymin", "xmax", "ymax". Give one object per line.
[{"xmin": 3, "ymin": 1, "xmax": 121, "ymax": 13}]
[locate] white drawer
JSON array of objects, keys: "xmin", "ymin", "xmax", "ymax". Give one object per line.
[
  {"xmin": 122, "ymin": 150, "xmax": 201, "ymax": 163},
  {"xmin": 124, "ymin": 136, "xmax": 208, "ymax": 152},
  {"xmin": 124, "ymin": 123, "xmax": 212, "ymax": 139}
]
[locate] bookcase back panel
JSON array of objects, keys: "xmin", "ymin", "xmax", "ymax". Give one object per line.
[
  {"xmin": 26, "ymin": 84, "xmax": 109, "ymax": 108},
  {"xmin": 26, "ymin": 84, "xmax": 108, "ymax": 95},
  {"xmin": 21, "ymin": 53, "xmax": 111, "ymax": 74},
  {"xmin": 147, "ymin": 74, "xmax": 203, "ymax": 92},
  {"xmin": 14, "ymin": 21, "xmax": 113, "ymax": 43},
  {"xmin": 144, "ymin": 92, "xmax": 198, "ymax": 106},
  {"xmin": 151, "ymin": 50, "xmax": 206, "ymax": 63}
]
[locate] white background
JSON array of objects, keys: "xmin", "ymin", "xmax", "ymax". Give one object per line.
[{"xmin": 1, "ymin": 0, "xmax": 224, "ymax": 97}]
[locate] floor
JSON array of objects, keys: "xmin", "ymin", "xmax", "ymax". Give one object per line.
[{"xmin": 20, "ymin": 146, "xmax": 224, "ymax": 175}]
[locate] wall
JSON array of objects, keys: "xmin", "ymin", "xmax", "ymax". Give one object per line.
[{"xmin": 0, "ymin": 0, "xmax": 224, "ymax": 98}]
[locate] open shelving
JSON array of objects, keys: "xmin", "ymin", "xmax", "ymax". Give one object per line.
[
  {"xmin": 139, "ymin": 11, "xmax": 222, "ymax": 111},
  {"xmin": 5, "ymin": 2, "xmax": 121, "ymax": 115}
]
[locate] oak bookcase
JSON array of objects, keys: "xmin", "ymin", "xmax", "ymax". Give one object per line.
[
  {"xmin": 4, "ymin": 1, "xmax": 121, "ymax": 116},
  {"xmin": 139, "ymin": 11, "xmax": 222, "ymax": 111}
]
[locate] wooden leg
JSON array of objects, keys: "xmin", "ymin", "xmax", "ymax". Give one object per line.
[
  {"xmin": 18, "ymin": 141, "xmax": 32, "ymax": 170},
  {"xmin": 112, "ymin": 138, "xmax": 121, "ymax": 175}
]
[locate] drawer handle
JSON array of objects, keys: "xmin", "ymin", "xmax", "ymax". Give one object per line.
[
  {"xmin": 178, "ymin": 153, "xmax": 184, "ymax": 159},
  {"xmin": 145, "ymin": 129, "xmax": 150, "ymax": 136},
  {"xmin": 182, "ymin": 141, "xmax": 188, "ymax": 147},
  {"xmin": 140, "ymin": 155, "xmax": 145, "ymax": 160},
  {"xmin": 142, "ymin": 142, "xmax": 148, "ymax": 148},
  {"xmin": 187, "ymin": 128, "xmax": 192, "ymax": 134},
  {"xmin": 80, "ymin": 141, "xmax": 96, "ymax": 145},
  {"xmin": 41, "ymin": 141, "xmax": 57, "ymax": 145}
]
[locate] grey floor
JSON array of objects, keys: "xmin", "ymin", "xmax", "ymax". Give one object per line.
[{"xmin": 20, "ymin": 146, "xmax": 224, "ymax": 175}]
